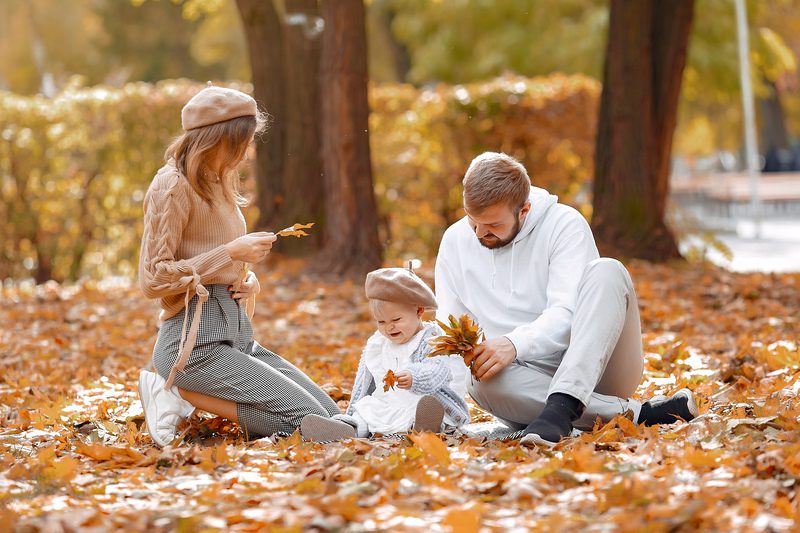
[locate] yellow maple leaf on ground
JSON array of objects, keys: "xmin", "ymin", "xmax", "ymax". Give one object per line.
[
  {"xmin": 409, "ymin": 432, "xmax": 451, "ymax": 467},
  {"xmin": 442, "ymin": 502, "xmax": 485, "ymax": 533},
  {"xmin": 428, "ymin": 314, "xmax": 485, "ymax": 379}
]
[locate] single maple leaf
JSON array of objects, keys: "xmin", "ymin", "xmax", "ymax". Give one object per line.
[
  {"xmin": 428, "ymin": 314, "xmax": 484, "ymax": 379},
  {"xmin": 277, "ymin": 222, "xmax": 315, "ymax": 238},
  {"xmin": 383, "ymin": 369, "xmax": 398, "ymax": 392}
]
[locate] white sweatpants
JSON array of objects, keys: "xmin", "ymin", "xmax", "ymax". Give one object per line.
[{"xmin": 468, "ymin": 258, "xmax": 644, "ymax": 430}]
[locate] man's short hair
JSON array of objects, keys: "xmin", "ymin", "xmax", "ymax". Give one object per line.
[{"xmin": 463, "ymin": 152, "xmax": 531, "ymax": 214}]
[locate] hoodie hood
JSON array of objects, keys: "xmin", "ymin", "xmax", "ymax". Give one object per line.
[
  {"xmin": 489, "ymin": 186, "xmax": 557, "ymax": 304},
  {"xmin": 514, "ymin": 186, "xmax": 558, "ymax": 244}
]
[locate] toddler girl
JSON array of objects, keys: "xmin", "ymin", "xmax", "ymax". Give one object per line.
[{"xmin": 301, "ymin": 268, "xmax": 469, "ymax": 441}]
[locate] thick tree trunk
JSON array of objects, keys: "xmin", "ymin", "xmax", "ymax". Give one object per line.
[
  {"xmin": 279, "ymin": 0, "xmax": 324, "ymax": 252},
  {"xmin": 316, "ymin": 0, "xmax": 382, "ymax": 277},
  {"xmin": 235, "ymin": 0, "xmax": 285, "ymax": 232},
  {"xmin": 592, "ymin": 0, "xmax": 693, "ymax": 260},
  {"xmin": 236, "ymin": 0, "xmax": 324, "ymax": 253}
]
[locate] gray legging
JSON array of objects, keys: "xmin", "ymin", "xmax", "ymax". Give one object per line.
[{"xmin": 151, "ymin": 284, "xmax": 340, "ymax": 438}]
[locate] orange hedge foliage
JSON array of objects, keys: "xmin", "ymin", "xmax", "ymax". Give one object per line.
[
  {"xmin": 0, "ymin": 74, "xmax": 599, "ymax": 281},
  {"xmin": 370, "ymin": 73, "xmax": 600, "ymax": 260}
]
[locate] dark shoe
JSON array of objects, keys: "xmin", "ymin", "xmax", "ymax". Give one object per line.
[
  {"xmin": 637, "ymin": 389, "xmax": 698, "ymax": 426},
  {"xmin": 413, "ymin": 395, "xmax": 445, "ymax": 433},
  {"xmin": 522, "ymin": 392, "xmax": 585, "ymax": 444},
  {"xmin": 300, "ymin": 414, "xmax": 356, "ymax": 442}
]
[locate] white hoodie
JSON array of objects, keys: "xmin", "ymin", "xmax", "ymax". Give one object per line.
[{"xmin": 434, "ymin": 186, "xmax": 599, "ymax": 362}]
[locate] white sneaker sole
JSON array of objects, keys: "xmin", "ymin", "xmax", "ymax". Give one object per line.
[
  {"xmin": 138, "ymin": 370, "xmax": 173, "ymax": 448},
  {"xmin": 675, "ymin": 388, "xmax": 699, "ymax": 420},
  {"xmin": 519, "ymin": 432, "xmax": 558, "ymax": 448}
]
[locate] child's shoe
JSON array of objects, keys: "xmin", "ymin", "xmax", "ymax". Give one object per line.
[
  {"xmin": 301, "ymin": 414, "xmax": 356, "ymax": 442},
  {"xmin": 413, "ymin": 395, "xmax": 444, "ymax": 432}
]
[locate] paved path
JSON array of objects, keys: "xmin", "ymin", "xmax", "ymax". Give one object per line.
[{"xmin": 681, "ymin": 218, "xmax": 800, "ymax": 273}]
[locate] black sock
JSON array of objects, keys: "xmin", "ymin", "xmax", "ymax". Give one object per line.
[
  {"xmin": 523, "ymin": 393, "xmax": 585, "ymax": 442},
  {"xmin": 638, "ymin": 395, "xmax": 694, "ymax": 426}
]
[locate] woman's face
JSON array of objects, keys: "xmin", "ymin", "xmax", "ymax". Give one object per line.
[{"xmin": 372, "ymin": 301, "xmax": 424, "ymax": 344}]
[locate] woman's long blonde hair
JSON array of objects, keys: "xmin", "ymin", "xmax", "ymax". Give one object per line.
[{"xmin": 165, "ymin": 110, "xmax": 269, "ymax": 206}]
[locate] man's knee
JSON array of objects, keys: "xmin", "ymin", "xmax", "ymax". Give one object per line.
[
  {"xmin": 583, "ymin": 258, "xmax": 631, "ymax": 287},
  {"xmin": 468, "ymin": 366, "xmax": 530, "ymax": 412}
]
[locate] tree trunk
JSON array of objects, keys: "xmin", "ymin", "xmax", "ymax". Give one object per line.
[
  {"xmin": 279, "ymin": 0, "xmax": 324, "ymax": 252},
  {"xmin": 235, "ymin": 0, "xmax": 285, "ymax": 232},
  {"xmin": 592, "ymin": 0, "xmax": 694, "ymax": 260},
  {"xmin": 236, "ymin": 0, "xmax": 325, "ymax": 254},
  {"xmin": 317, "ymin": 0, "xmax": 382, "ymax": 277}
]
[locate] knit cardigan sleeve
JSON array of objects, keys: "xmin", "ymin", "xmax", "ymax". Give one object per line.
[
  {"xmin": 408, "ymin": 357, "xmax": 452, "ymax": 396},
  {"xmin": 409, "ymin": 323, "xmax": 471, "ymax": 427},
  {"xmin": 139, "ymin": 175, "xmax": 233, "ymax": 300}
]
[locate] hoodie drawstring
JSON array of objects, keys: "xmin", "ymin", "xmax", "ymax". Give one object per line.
[
  {"xmin": 490, "ymin": 249, "xmax": 497, "ymax": 289},
  {"xmin": 506, "ymin": 239, "xmax": 516, "ymax": 309}
]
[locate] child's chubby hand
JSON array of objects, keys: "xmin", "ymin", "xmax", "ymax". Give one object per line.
[{"xmin": 394, "ymin": 371, "xmax": 413, "ymax": 389}]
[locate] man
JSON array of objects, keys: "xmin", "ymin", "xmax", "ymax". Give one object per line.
[{"xmin": 435, "ymin": 152, "xmax": 696, "ymax": 444}]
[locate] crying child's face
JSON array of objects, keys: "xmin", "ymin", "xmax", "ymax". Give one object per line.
[{"xmin": 370, "ymin": 301, "xmax": 424, "ymax": 345}]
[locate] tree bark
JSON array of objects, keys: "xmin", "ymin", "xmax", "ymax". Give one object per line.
[
  {"xmin": 592, "ymin": 0, "xmax": 694, "ymax": 260},
  {"xmin": 236, "ymin": 0, "xmax": 325, "ymax": 253},
  {"xmin": 279, "ymin": 0, "xmax": 324, "ymax": 252},
  {"xmin": 235, "ymin": 0, "xmax": 285, "ymax": 232},
  {"xmin": 317, "ymin": 0, "xmax": 382, "ymax": 277}
]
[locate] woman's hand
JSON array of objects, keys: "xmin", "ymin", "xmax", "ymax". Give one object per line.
[
  {"xmin": 395, "ymin": 371, "xmax": 413, "ymax": 389},
  {"xmin": 225, "ymin": 232, "xmax": 276, "ymax": 263},
  {"xmin": 229, "ymin": 271, "xmax": 260, "ymax": 303}
]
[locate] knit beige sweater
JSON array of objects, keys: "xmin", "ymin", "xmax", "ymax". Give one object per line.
[{"xmin": 138, "ymin": 162, "xmax": 246, "ymax": 322}]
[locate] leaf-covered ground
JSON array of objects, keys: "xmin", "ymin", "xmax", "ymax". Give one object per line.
[{"xmin": 1, "ymin": 259, "xmax": 799, "ymax": 532}]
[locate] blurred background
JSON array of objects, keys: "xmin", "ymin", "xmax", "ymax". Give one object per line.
[{"xmin": 1, "ymin": 0, "xmax": 799, "ymax": 282}]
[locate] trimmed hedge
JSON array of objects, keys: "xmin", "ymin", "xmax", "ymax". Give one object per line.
[{"xmin": 0, "ymin": 74, "xmax": 598, "ymax": 281}]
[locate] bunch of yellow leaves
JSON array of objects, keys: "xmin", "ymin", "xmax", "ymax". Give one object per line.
[{"xmin": 428, "ymin": 314, "xmax": 485, "ymax": 379}]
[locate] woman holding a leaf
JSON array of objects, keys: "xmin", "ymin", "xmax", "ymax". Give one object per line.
[{"xmin": 137, "ymin": 86, "xmax": 340, "ymax": 447}]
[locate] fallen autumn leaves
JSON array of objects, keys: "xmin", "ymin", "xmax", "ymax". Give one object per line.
[{"xmin": 1, "ymin": 259, "xmax": 798, "ymax": 532}]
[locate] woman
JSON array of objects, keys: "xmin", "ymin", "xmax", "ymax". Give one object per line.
[{"xmin": 137, "ymin": 85, "xmax": 340, "ymax": 447}]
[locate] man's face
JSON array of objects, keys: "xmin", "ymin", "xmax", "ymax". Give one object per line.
[{"xmin": 465, "ymin": 201, "xmax": 530, "ymax": 249}]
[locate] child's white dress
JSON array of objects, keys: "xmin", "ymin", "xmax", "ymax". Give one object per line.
[
  {"xmin": 351, "ymin": 328, "xmax": 427, "ymax": 434},
  {"xmin": 346, "ymin": 321, "xmax": 470, "ymax": 435}
]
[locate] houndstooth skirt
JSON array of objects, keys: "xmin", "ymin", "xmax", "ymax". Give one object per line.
[{"xmin": 151, "ymin": 284, "xmax": 340, "ymax": 438}]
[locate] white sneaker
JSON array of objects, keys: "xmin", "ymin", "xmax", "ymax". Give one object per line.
[{"xmin": 138, "ymin": 370, "xmax": 195, "ymax": 447}]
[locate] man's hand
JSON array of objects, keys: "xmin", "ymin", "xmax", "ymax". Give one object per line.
[
  {"xmin": 394, "ymin": 371, "xmax": 413, "ymax": 389},
  {"xmin": 471, "ymin": 337, "xmax": 517, "ymax": 380}
]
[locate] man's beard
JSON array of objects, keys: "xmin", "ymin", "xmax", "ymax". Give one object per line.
[{"xmin": 477, "ymin": 216, "xmax": 521, "ymax": 249}]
